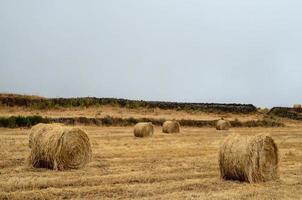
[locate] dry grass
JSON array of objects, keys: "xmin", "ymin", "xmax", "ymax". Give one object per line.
[
  {"xmin": 133, "ymin": 122, "xmax": 154, "ymax": 138},
  {"xmin": 219, "ymin": 133, "xmax": 279, "ymax": 183},
  {"xmin": 163, "ymin": 121, "xmax": 180, "ymax": 133},
  {"xmin": 216, "ymin": 120, "xmax": 231, "ymax": 130},
  {"xmin": 29, "ymin": 124, "xmax": 92, "ymax": 170},
  {"xmin": 0, "ymin": 105, "xmax": 262, "ymax": 122},
  {"xmin": 0, "ymin": 125, "xmax": 302, "ymax": 199}
]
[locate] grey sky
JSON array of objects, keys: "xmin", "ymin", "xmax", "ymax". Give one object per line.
[{"xmin": 0, "ymin": 0, "xmax": 301, "ymax": 107}]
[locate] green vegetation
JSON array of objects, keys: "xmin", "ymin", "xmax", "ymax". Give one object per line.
[
  {"xmin": 0, "ymin": 116, "xmax": 48, "ymax": 128},
  {"xmin": 0, "ymin": 95, "xmax": 257, "ymax": 114},
  {"xmin": 268, "ymin": 107, "xmax": 302, "ymax": 120},
  {"xmin": 0, "ymin": 115, "xmax": 284, "ymax": 128}
]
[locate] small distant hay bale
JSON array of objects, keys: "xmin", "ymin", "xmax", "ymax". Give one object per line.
[
  {"xmin": 293, "ymin": 104, "xmax": 301, "ymax": 109},
  {"xmin": 216, "ymin": 119, "xmax": 231, "ymax": 130},
  {"xmin": 134, "ymin": 122, "xmax": 154, "ymax": 137},
  {"xmin": 162, "ymin": 120, "xmax": 180, "ymax": 133},
  {"xmin": 28, "ymin": 123, "xmax": 92, "ymax": 170},
  {"xmin": 219, "ymin": 133, "xmax": 279, "ymax": 183}
]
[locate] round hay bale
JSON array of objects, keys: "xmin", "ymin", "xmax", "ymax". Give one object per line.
[
  {"xmin": 134, "ymin": 122, "xmax": 154, "ymax": 137},
  {"xmin": 216, "ymin": 119, "xmax": 231, "ymax": 130},
  {"xmin": 162, "ymin": 120, "xmax": 180, "ymax": 133},
  {"xmin": 293, "ymin": 104, "xmax": 301, "ymax": 109},
  {"xmin": 28, "ymin": 123, "xmax": 92, "ymax": 170},
  {"xmin": 219, "ymin": 133, "xmax": 279, "ymax": 183}
]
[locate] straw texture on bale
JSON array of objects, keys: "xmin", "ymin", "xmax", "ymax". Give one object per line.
[
  {"xmin": 216, "ymin": 120, "xmax": 231, "ymax": 130},
  {"xmin": 162, "ymin": 121, "xmax": 180, "ymax": 133},
  {"xmin": 293, "ymin": 104, "xmax": 301, "ymax": 109},
  {"xmin": 219, "ymin": 133, "xmax": 279, "ymax": 183},
  {"xmin": 133, "ymin": 122, "xmax": 154, "ymax": 137},
  {"xmin": 28, "ymin": 123, "xmax": 92, "ymax": 170}
]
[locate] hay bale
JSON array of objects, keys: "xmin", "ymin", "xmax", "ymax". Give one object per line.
[
  {"xmin": 219, "ymin": 133, "xmax": 279, "ymax": 183},
  {"xmin": 162, "ymin": 120, "xmax": 180, "ymax": 133},
  {"xmin": 134, "ymin": 122, "xmax": 154, "ymax": 137},
  {"xmin": 216, "ymin": 119, "xmax": 231, "ymax": 130},
  {"xmin": 293, "ymin": 104, "xmax": 301, "ymax": 109},
  {"xmin": 28, "ymin": 123, "xmax": 92, "ymax": 170}
]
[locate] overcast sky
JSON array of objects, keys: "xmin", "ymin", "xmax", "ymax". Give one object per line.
[{"xmin": 0, "ymin": 1, "xmax": 302, "ymax": 107}]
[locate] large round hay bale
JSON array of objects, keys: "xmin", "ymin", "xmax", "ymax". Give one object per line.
[
  {"xmin": 216, "ymin": 120, "xmax": 231, "ymax": 130},
  {"xmin": 134, "ymin": 122, "xmax": 154, "ymax": 137},
  {"xmin": 28, "ymin": 123, "xmax": 92, "ymax": 170},
  {"xmin": 162, "ymin": 120, "xmax": 180, "ymax": 133},
  {"xmin": 293, "ymin": 104, "xmax": 301, "ymax": 109},
  {"xmin": 219, "ymin": 133, "xmax": 279, "ymax": 183}
]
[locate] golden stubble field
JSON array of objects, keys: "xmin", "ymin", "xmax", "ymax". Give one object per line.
[
  {"xmin": 0, "ymin": 125, "xmax": 302, "ymax": 200},
  {"xmin": 0, "ymin": 105, "xmax": 263, "ymax": 122}
]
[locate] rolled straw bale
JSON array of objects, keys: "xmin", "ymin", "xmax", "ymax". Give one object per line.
[
  {"xmin": 293, "ymin": 104, "xmax": 301, "ymax": 109},
  {"xmin": 134, "ymin": 122, "xmax": 154, "ymax": 137},
  {"xmin": 162, "ymin": 120, "xmax": 180, "ymax": 133},
  {"xmin": 219, "ymin": 133, "xmax": 279, "ymax": 183},
  {"xmin": 216, "ymin": 119, "xmax": 231, "ymax": 130},
  {"xmin": 28, "ymin": 123, "xmax": 92, "ymax": 170}
]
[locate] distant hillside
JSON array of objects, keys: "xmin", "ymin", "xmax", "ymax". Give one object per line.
[
  {"xmin": 0, "ymin": 93, "xmax": 44, "ymax": 99},
  {"xmin": 268, "ymin": 107, "xmax": 302, "ymax": 120},
  {"xmin": 0, "ymin": 93, "xmax": 257, "ymax": 114}
]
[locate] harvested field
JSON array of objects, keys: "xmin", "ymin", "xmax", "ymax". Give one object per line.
[
  {"xmin": 0, "ymin": 125, "xmax": 302, "ymax": 199},
  {"xmin": 0, "ymin": 105, "xmax": 284, "ymax": 130},
  {"xmin": 0, "ymin": 105, "xmax": 262, "ymax": 122},
  {"xmin": 0, "ymin": 95, "xmax": 257, "ymax": 114}
]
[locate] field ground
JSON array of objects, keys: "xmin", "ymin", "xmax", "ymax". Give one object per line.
[
  {"xmin": 0, "ymin": 105, "xmax": 263, "ymax": 122},
  {"xmin": 1, "ymin": 125, "xmax": 302, "ymax": 199}
]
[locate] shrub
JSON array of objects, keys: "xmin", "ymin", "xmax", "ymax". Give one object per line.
[
  {"xmin": 102, "ymin": 115, "xmax": 114, "ymax": 126},
  {"xmin": 126, "ymin": 117, "xmax": 138, "ymax": 125},
  {"xmin": 0, "ymin": 115, "xmax": 46, "ymax": 128}
]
